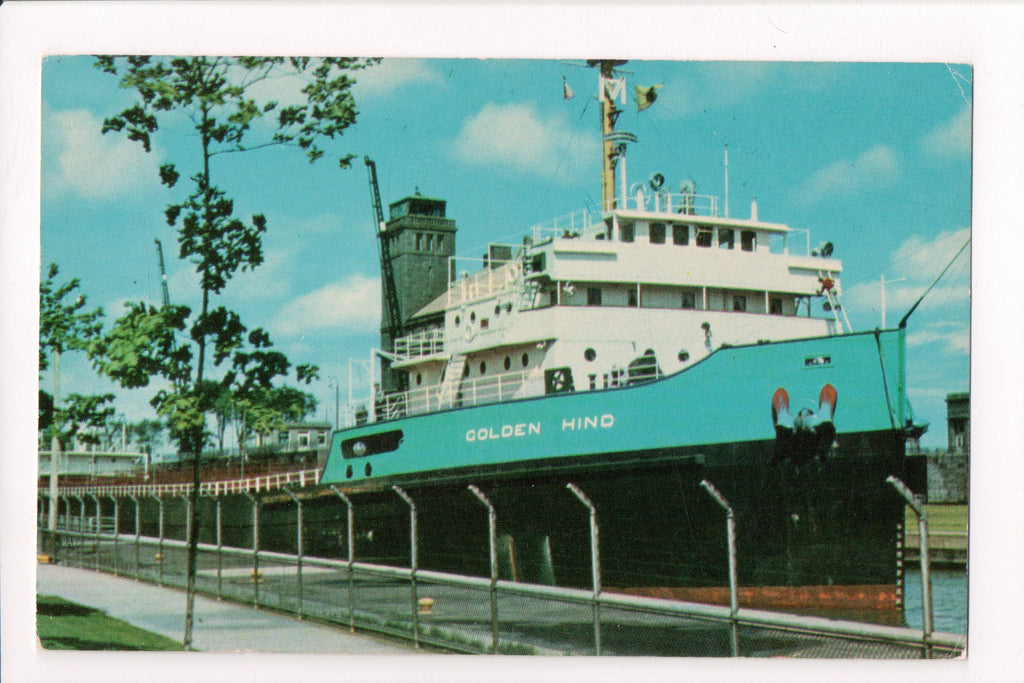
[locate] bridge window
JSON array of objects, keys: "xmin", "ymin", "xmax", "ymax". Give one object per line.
[
  {"xmin": 719, "ymin": 228, "xmax": 735, "ymax": 250},
  {"xmin": 770, "ymin": 297, "xmax": 783, "ymax": 315},
  {"xmin": 733, "ymin": 295, "xmax": 747, "ymax": 312},
  {"xmin": 627, "ymin": 289, "xmax": 638, "ymax": 307},
  {"xmin": 415, "ymin": 233, "xmax": 423, "ymax": 251},
  {"xmin": 741, "ymin": 231, "xmax": 756, "ymax": 252},
  {"xmin": 673, "ymin": 224, "xmax": 689, "ymax": 245},
  {"xmin": 696, "ymin": 228, "xmax": 713, "ymax": 247},
  {"xmin": 682, "ymin": 292, "xmax": 696, "ymax": 309},
  {"xmin": 587, "ymin": 287, "xmax": 602, "ymax": 306},
  {"xmin": 620, "ymin": 222, "xmax": 635, "ymax": 243},
  {"xmin": 649, "ymin": 222, "xmax": 666, "ymax": 244}
]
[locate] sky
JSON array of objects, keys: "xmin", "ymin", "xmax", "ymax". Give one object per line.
[{"xmin": 38, "ymin": 57, "xmax": 971, "ymax": 450}]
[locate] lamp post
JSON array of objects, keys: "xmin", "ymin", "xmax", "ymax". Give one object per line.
[{"xmin": 881, "ymin": 275, "xmax": 906, "ymax": 329}]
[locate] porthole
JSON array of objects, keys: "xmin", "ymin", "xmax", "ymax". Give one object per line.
[
  {"xmin": 470, "ymin": 311, "xmax": 476, "ymax": 323},
  {"xmin": 415, "ymin": 373, "xmax": 422, "ymax": 386},
  {"xmin": 346, "ymin": 465, "xmax": 353, "ymax": 479},
  {"xmin": 364, "ymin": 462, "xmax": 372, "ymax": 477},
  {"xmin": 506, "ymin": 303, "xmax": 513, "ymax": 314},
  {"xmin": 455, "ymin": 315, "xmax": 461, "ymax": 326},
  {"xmin": 584, "ymin": 348, "xmax": 597, "ymax": 362},
  {"xmin": 495, "ymin": 305, "xmax": 501, "ymax": 316},
  {"xmin": 479, "ymin": 361, "xmax": 487, "ymax": 375},
  {"xmin": 521, "ymin": 353, "xmax": 529, "ymax": 367},
  {"xmin": 678, "ymin": 350, "xmax": 690, "ymax": 362},
  {"xmin": 504, "ymin": 356, "xmax": 511, "ymax": 371}
]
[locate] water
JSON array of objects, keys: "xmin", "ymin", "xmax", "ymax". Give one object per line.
[{"xmin": 902, "ymin": 568, "xmax": 967, "ymax": 634}]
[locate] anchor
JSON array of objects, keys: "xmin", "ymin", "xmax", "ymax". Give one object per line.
[{"xmin": 771, "ymin": 384, "xmax": 837, "ymax": 466}]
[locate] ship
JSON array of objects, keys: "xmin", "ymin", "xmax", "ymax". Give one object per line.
[{"xmin": 310, "ymin": 60, "xmax": 926, "ymax": 620}]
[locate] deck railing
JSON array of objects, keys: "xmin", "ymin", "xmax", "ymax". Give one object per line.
[
  {"xmin": 51, "ymin": 468, "xmax": 322, "ymax": 497},
  {"xmin": 393, "ymin": 328, "xmax": 446, "ymax": 359},
  {"xmin": 346, "ymin": 368, "xmax": 543, "ymax": 427}
]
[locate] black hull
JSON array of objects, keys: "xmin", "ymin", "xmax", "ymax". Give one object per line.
[{"xmin": 126, "ymin": 428, "xmax": 906, "ymax": 619}]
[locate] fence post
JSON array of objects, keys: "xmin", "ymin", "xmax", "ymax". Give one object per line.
[
  {"xmin": 283, "ymin": 487, "xmax": 304, "ymax": 619},
  {"xmin": 243, "ymin": 491, "xmax": 260, "ymax": 609},
  {"xmin": 74, "ymin": 495, "xmax": 86, "ymax": 568},
  {"xmin": 567, "ymin": 482, "xmax": 601, "ymax": 656},
  {"xmin": 156, "ymin": 495, "xmax": 165, "ymax": 586},
  {"xmin": 215, "ymin": 496, "xmax": 223, "ymax": 600},
  {"xmin": 129, "ymin": 494, "xmax": 140, "ymax": 580},
  {"xmin": 700, "ymin": 479, "xmax": 740, "ymax": 657},
  {"xmin": 88, "ymin": 493, "xmax": 101, "ymax": 572},
  {"xmin": 886, "ymin": 475, "xmax": 933, "ymax": 658},
  {"xmin": 330, "ymin": 486, "xmax": 356, "ymax": 632},
  {"xmin": 392, "ymin": 485, "xmax": 419, "ymax": 648},
  {"xmin": 108, "ymin": 495, "xmax": 120, "ymax": 577},
  {"xmin": 468, "ymin": 484, "xmax": 499, "ymax": 654}
]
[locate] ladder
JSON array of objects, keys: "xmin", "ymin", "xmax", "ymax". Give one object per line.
[
  {"xmin": 437, "ymin": 354, "xmax": 467, "ymax": 408},
  {"xmin": 818, "ymin": 270, "xmax": 852, "ymax": 333}
]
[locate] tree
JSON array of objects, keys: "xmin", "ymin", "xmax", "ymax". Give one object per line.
[
  {"xmin": 90, "ymin": 55, "xmax": 376, "ymax": 649},
  {"xmin": 39, "ymin": 263, "xmax": 108, "ymax": 531}
]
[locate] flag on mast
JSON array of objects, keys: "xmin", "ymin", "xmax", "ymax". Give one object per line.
[
  {"xmin": 635, "ymin": 84, "xmax": 663, "ymax": 112},
  {"xmin": 562, "ymin": 76, "xmax": 575, "ymax": 101}
]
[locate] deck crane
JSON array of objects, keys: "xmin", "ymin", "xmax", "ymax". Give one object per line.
[
  {"xmin": 154, "ymin": 238, "xmax": 171, "ymax": 307},
  {"xmin": 365, "ymin": 157, "xmax": 403, "ymax": 342}
]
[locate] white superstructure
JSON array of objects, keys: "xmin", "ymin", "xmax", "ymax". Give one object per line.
[{"xmin": 350, "ymin": 185, "xmax": 845, "ymax": 425}]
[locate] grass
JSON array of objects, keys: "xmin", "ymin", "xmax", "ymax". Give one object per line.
[
  {"xmin": 36, "ymin": 595, "xmax": 184, "ymax": 651},
  {"xmin": 906, "ymin": 504, "xmax": 967, "ymax": 534}
]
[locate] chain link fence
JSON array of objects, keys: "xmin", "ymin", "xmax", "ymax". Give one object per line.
[{"xmin": 39, "ymin": 500, "xmax": 964, "ymax": 658}]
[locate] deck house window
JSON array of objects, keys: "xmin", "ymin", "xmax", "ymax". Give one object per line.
[
  {"xmin": 741, "ymin": 230, "xmax": 756, "ymax": 252},
  {"xmin": 770, "ymin": 297, "xmax": 783, "ymax": 315},
  {"xmin": 733, "ymin": 295, "xmax": 747, "ymax": 312},
  {"xmin": 672, "ymin": 224, "xmax": 689, "ymax": 245},
  {"xmin": 415, "ymin": 233, "xmax": 423, "ymax": 251},
  {"xmin": 620, "ymin": 222, "xmax": 635, "ymax": 243},
  {"xmin": 719, "ymin": 228, "xmax": 734, "ymax": 250},
  {"xmin": 682, "ymin": 291, "xmax": 696, "ymax": 309},
  {"xmin": 627, "ymin": 289, "xmax": 638, "ymax": 307},
  {"xmin": 587, "ymin": 287, "xmax": 603, "ymax": 306},
  {"xmin": 696, "ymin": 227, "xmax": 713, "ymax": 247},
  {"xmin": 649, "ymin": 223, "xmax": 666, "ymax": 244}
]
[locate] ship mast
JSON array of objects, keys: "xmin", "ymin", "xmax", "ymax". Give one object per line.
[{"xmin": 588, "ymin": 60, "xmax": 633, "ymax": 211}]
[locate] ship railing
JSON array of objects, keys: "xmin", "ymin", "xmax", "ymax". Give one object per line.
[
  {"xmin": 393, "ymin": 328, "xmax": 446, "ymax": 359},
  {"xmin": 47, "ymin": 468, "xmax": 322, "ymax": 498},
  {"xmin": 616, "ymin": 190, "xmax": 720, "ymax": 217},
  {"xmin": 529, "ymin": 208, "xmax": 602, "ymax": 242},
  {"xmin": 446, "ymin": 260, "xmax": 524, "ymax": 307},
  {"xmin": 345, "ymin": 368, "xmax": 544, "ymax": 426}
]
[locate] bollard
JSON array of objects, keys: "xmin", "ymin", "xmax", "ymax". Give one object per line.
[
  {"xmin": 567, "ymin": 482, "xmax": 602, "ymax": 656},
  {"xmin": 392, "ymin": 486, "xmax": 420, "ymax": 648},
  {"xmin": 468, "ymin": 484, "xmax": 500, "ymax": 654},
  {"xmin": 886, "ymin": 475, "xmax": 933, "ymax": 658},
  {"xmin": 330, "ymin": 486, "xmax": 356, "ymax": 632},
  {"xmin": 700, "ymin": 479, "xmax": 740, "ymax": 657},
  {"xmin": 282, "ymin": 487, "xmax": 304, "ymax": 619}
]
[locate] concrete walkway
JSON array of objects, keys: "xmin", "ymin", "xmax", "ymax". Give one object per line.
[{"xmin": 36, "ymin": 563, "xmax": 423, "ymax": 654}]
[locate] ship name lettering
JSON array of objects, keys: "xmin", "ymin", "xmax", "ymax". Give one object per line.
[
  {"xmin": 562, "ymin": 414, "xmax": 615, "ymax": 431},
  {"xmin": 465, "ymin": 422, "xmax": 541, "ymax": 443}
]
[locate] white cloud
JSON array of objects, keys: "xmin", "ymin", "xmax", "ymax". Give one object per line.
[
  {"xmin": 353, "ymin": 58, "xmax": 443, "ymax": 96},
  {"xmin": 921, "ymin": 105, "xmax": 971, "ymax": 158},
  {"xmin": 794, "ymin": 145, "xmax": 899, "ymax": 205},
  {"xmin": 44, "ymin": 108, "xmax": 160, "ymax": 200},
  {"xmin": 454, "ymin": 103, "xmax": 599, "ymax": 180},
  {"xmin": 270, "ymin": 274, "xmax": 380, "ymax": 337}
]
